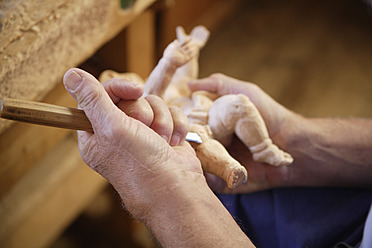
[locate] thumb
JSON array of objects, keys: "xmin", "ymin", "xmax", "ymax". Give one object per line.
[
  {"xmin": 189, "ymin": 74, "xmax": 251, "ymax": 96},
  {"xmin": 188, "ymin": 76, "xmax": 220, "ymax": 93},
  {"xmin": 63, "ymin": 68, "xmax": 123, "ymax": 132}
]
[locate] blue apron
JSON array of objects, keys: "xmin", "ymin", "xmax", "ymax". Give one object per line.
[{"xmin": 218, "ymin": 188, "xmax": 372, "ymax": 248}]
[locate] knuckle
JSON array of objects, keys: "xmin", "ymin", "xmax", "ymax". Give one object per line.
[
  {"xmin": 131, "ymin": 102, "xmax": 154, "ymax": 127},
  {"xmin": 151, "ymin": 116, "xmax": 173, "ymax": 138},
  {"xmin": 247, "ymin": 82, "xmax": 260, "ymax": 91},
  {"xmin": 210, "ymin": 73, "xmax": 224, "ymax": 79},
  {"xmin": 170, "ymin": 106, "xmax": 188, "ymax": 127},
  {"xmin": 152, "ymin": 115, "xmax": 170, "ymax": 130},
  {"xmin": 78, "ymin": 86, "xmax": 103, "ymax": 109},
  {"xmin": 145, "ymin": 94, "xmax": 162, "ymax": 102},
  {"xmin": 169, "ymin": 105, "xmax": 184, "ymax": 115},
  {"xmin": 210, "ymin": 73, "xmax": 225, "ymax": 87}
]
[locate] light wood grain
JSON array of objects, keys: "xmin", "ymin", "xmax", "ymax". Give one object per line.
[
  {"xmin": 0, "ymin": 0, "xmax": 155, "ymax": 135},
  {"xmin": 1, "ymin": 98, "xmax": 93, "ymax": 132},
  {"xmin": 0, "ymin": 1, "xmax": 156, "ymax": 247},
  {"xmin": 0, "ymin": 82, "xmax": 76, "ymax": 197},
  {"xmin": 0, "ymin": 134, "xmax": 107, "ymax": 248}
]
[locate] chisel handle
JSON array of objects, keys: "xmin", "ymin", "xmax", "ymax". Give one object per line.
[
  {"xmin": 0, "ymin": 98, "xmax": 93, "ymax": 132},
  {"xmin": 0, "ymin": 98, "xmax": 203, "ymax": 143}
]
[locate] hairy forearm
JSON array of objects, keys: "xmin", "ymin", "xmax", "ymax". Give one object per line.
[
  {"xmin": 144, "ymin": 172, "xmax": 254, "ymax": 247},
  {"xmin": 144, "ymin": 58, "xmax": 177, "ymax": 97},
  {"xmin": 285, "ymin": 115, "xmax": 372, "ymax": 187}
]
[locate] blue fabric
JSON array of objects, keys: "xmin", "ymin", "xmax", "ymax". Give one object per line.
[
  {"xmin": 360, "ymin": 203, "xmax": 372, "ymax": 248},
  {"xmin": 218, "ymin": 188, "xmax": 372, "ymax": 248}
]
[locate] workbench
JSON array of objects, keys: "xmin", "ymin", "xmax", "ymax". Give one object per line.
[{"xmin": 0, "ymin": 1, "xmax": 155, "ymax": 247}]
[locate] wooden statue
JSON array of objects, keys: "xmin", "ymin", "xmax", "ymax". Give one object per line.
[{"xmin": 99, "ymin": 26, "xmax": 293, "ymax": 189}]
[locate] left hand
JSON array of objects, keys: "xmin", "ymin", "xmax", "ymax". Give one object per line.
[{"xmin": 189, "ymin": 74, "xmax": 296, "ymax": 194}]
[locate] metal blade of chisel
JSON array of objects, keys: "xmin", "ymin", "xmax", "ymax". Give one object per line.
[{"xmin": 185, "ymin": 131, "xmax": 202, "ymax": 144}]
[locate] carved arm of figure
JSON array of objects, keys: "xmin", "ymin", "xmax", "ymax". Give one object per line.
[
  {"xmin": 142, "ymin": 26, "xmax": 250, "ymax": 188},
  {"xmin": 144, "ymin": 38, "xmax": 198, "ymax": 100}
]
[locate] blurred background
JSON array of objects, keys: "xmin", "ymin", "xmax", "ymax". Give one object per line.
[{"xmin": 1, "ymin": 0, "xmax": 371, "ymax": 247}]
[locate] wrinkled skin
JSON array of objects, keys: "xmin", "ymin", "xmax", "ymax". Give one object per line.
[
  {"xmin": 63, "ymin": 68, "xmax": 203, "ymax": 219},
  {"xmin": 189, "ymin": 73, "xmax": 299, "ymax": 193}
]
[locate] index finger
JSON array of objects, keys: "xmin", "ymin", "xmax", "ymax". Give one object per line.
[
  {"xmin": 102, "ymin": 78, "xmax": 144, "ymax": 104},
  {"xmin": 188, "ymin": 75, "xmax": 222, "ymax": 94}
]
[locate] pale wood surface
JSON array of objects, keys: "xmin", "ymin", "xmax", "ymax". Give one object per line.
[
  {"xmin": 0, "ymin": 0, "xmax": 155, "ymax": 135},
  {"xmin": 0, "ymin": 134, "xmax": 107, "ymax": 248},
  {"xmin": 0, "ymin": 1, "xmax": 156, "ymax": 248},
  {"xmin": 0, "ymin": 82, "xmax": 77, "ymax": 198}
]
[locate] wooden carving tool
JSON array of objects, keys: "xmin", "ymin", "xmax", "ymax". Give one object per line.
[{"xmin": 0, "ymin": 98, "xmax": 202, "ymax": 143}]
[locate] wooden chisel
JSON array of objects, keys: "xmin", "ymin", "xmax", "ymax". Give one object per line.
[{"xmin": 0, "ymin": 98, "xmax": 202, "ymax": 143}]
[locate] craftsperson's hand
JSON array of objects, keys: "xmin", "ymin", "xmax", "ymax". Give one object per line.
[
  {"xmin": 63, "ymin": 68, "xmax": 202, "ymax": 220},
  {"xmin": 189, "ymin": 73, "xmax": 302, "ymax": 193},
  {"xmin": 163, "ymin": 39, "xmax": 198, "ymax": 68}
]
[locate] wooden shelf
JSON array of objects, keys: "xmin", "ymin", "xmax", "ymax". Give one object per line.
[
  {"xmin": 0, "ymin": 1, "xmax": 155, "ymax": 247},
  {"xmin": 0, "ymin": 134, "xmax": 107, "ymax": 248}
]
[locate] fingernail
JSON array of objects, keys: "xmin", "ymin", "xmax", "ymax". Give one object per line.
[
  {"xmin": 170, "ymin": 134, "xmax": 181, "ymax": 146},
  {"xmin": 64, "ymin": 70, "xmax": 82, "ymax": 91}
]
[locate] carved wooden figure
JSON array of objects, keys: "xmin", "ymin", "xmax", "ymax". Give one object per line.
[{"xmin": 99, "ymin": 26, "xmax": 293, "ymax": 189}]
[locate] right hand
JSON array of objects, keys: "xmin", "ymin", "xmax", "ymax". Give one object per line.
[
  {"xmin": 63, "ymin": 68, "xmax": 203, "ymax": 220},
  {"xmin": 189, "ymin": 73, "xmax": 302, "ymax": 193}
]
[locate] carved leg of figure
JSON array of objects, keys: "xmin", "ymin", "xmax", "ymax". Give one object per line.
[
  {"xmin": 208, "ymin": 94, "xmax": 293, "ymax": 166},
  {"xmin": 190, "ymin": 124, "xmax": 247, "ymax": 189},
  {"xmin": 247, "ymin": 138, "xmax": 293, "ymax": 166},
  {"xmin": 235, "ymin": 118, "xmax": 293, "ymax": 166}
]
